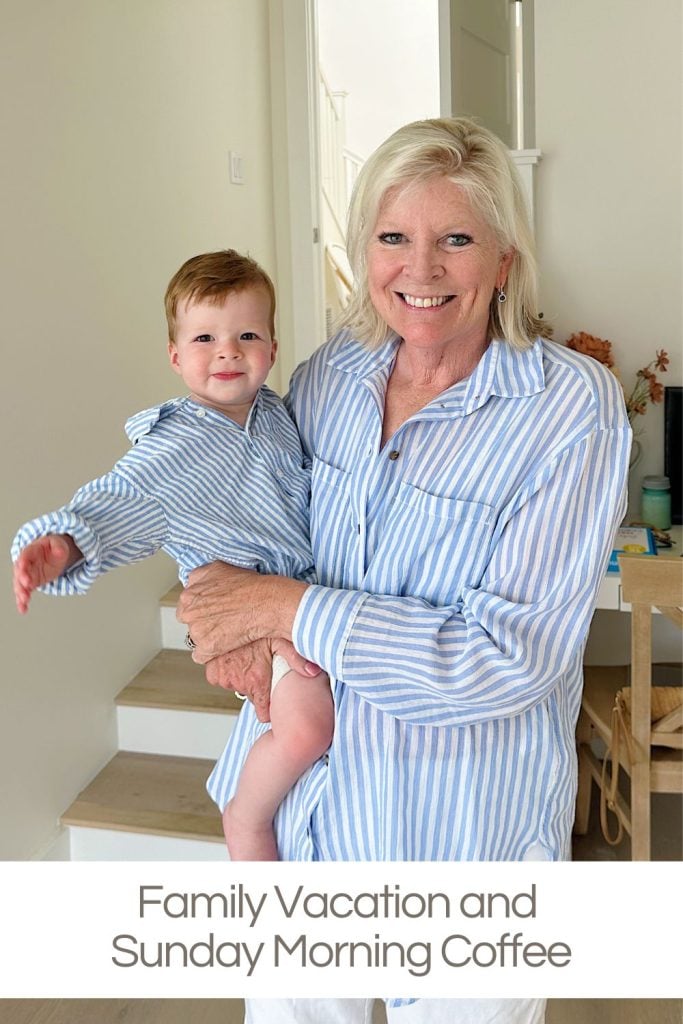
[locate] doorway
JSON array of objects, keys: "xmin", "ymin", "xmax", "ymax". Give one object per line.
[
  {"xmin": 270, "ymin": 0, "xmax": 533, "ymax": 381},
  {"xmin": 316, "ymin": 0, "xmax": 441, "ymax": 332}
]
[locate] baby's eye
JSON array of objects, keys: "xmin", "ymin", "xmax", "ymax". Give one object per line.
[
  {"xmin": 378, "ymin": 232, "xmax": 405, "ymax": 245},
  {"xmin": 444, "ymin": 233, "xmax": 472, "ymax": 248},
  {"xmin": 194, "ymin": 334, "xmax": 213, "ymax": 343},
  {"xmin": 240, "ymin": 332, "xmax": 259, "ymax": 341}
]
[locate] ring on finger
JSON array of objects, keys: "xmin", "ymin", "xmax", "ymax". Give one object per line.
[
  {"xmin": 184, "ymin": 632, "xmax": 196, "ymax": 651},
  {"xmin": 234, "ymin": 692, "xmax": 248, "ymax": 701}
]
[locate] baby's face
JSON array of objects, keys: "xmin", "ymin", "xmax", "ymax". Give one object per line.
[{"xmin": 169, "ymin": 287, "xmax": 276, "ymax": 425}]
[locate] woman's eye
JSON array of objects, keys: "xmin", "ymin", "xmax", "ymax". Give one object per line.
[
  {"xmin": 445, "ymin": 233, "xmax": 472, "ymax": 248},
  {"xmin": 378, "ymin": 232, "xmax": 404, "ymax": 245},
  {"xmin": 194, "ymin": 334, "xmax": 213, "ymax": 343}
]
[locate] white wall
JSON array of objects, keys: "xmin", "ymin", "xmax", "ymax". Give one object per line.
[
  {"xmin": 0, "ymin": 0, "xmax": 276, "ymax": 859},
  {"xmin": 534, "ymin": 0, "xmax": 682, "ymax": 664},
  {"xmin": 534, "ymin": 0, "xmax": 682, "ymax": 504},
  {"xmin": 317, "ymin": 0, "xmax": 441, "ymax": 161}
]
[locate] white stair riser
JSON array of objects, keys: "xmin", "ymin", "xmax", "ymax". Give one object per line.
[
  {"xmin": 117, "ymin": 705, "xmax": 236, "ymax": 759},
  {"xmin": 64, "ymin": 593, "xmax": 237, "ymax": 862},
  {"xmin": 68, "ymin": 826, "xmax": 228, "ymax": 861},
  {"xmin": 161, "ymin": 607, "xmax": 187, "ymax": 649}
]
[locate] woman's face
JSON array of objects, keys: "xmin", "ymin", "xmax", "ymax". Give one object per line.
[{"xmin": 366, "ymin": 176, "xmax": 513, "ymax": 358}]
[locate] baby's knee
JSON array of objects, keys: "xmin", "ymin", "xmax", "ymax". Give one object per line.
[
  {"xmin": 285, "ymin": 713, "xmax": 333, "ymax": 766},
  {"xmin": 274, "ymin": 704, "xmax": 331, "ymax": 770}
]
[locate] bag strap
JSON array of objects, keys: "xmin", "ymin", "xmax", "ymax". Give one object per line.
[{"xmin": 599, "ymin": 692, "xmax": 635, "ymax": 846}]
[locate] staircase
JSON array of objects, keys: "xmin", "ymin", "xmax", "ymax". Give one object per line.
[
  {"xmin": 60, "ymin": 585, "xmax": 238, "ymax": 860},
  {"xmin": 318, "ymin": 66, "xmax": 360, "ymax": 330}
]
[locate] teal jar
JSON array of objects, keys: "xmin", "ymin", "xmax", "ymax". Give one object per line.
[{"xmin": 641, "ymin": 475, "xmax": 671, "ymax": 530}]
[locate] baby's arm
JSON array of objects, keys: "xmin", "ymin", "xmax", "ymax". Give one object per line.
[
  {"xmin": 12, "ymin": 470, "xmax": 169, "ymax": 599},
  {"xmin": 13, "ymin": 535, "xmax": 83, "ymax": 614}
]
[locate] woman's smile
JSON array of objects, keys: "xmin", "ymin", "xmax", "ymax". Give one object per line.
[{"xmin": 400, "ymin": 293, "xmax": 455, "ymax": 308}]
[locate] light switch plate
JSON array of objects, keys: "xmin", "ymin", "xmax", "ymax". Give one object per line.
[{"xmin": 229, "ymin": 151, "xmax": 244, "ymax": 185}]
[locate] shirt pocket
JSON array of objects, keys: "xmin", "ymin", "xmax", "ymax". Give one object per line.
[
  {"xmin": 364, "ymin": 480, "xmax": 495, "ymax": 605},
  {"xmin": 310, "ymin": 456, "xmax": 354, "ymax": 586}
]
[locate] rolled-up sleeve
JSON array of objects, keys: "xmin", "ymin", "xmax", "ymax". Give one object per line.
[{"xmin": 11, "ymin": 472, "xmax": 168, "ymax": 595}]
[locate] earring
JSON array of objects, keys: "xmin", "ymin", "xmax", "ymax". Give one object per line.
[{"xmin": 497, "ymin": 287, "xmax": 507, "ymax": 303}]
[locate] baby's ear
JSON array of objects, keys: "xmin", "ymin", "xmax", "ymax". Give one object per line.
[
  {"xmin": 168, "ymin": 341, "xmax": 182, "ymax": 374},
  {"xmin": 270, "ymin": 337, "xmax": 278, "ymax": 367}
]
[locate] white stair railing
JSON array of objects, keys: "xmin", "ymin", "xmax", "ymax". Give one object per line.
[
  {"xmin": 342, "ymin": 146, "xmax": 363, "ymax": 210},
  {"xmin": 319, "ymin": 70, "xmax": 364, "ymax": 234},
  {"xmin": 319, "ymin": 67, "xmax": 363, "ymax": 322},
  {"xmin": 319, "ymin": 68, "xmax": 349, "ymax": 231}
]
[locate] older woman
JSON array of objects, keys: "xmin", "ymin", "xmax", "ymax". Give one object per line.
[{"xmin": 179, "ymin": 118, "xmax": 630, "ymax": 1023}]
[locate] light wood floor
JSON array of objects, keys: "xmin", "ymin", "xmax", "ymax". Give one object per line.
[{"xmin": 1, "ymin": 1000, "xmax": 681, "ymax": 1024}]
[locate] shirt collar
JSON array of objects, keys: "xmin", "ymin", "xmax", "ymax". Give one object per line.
[
  {"xmin": 326, "ymin": 330, "xmax": 399, "ymax": 379},
  {"xmin": 124, "ymin": 386, "xmax": 280, "ymax": 444},
  {"xmin": 326, "ymin": 331, "xmax": 546, "ymax": 417},
  {"xmin": 124, "ymin": 398, "xmax": 185, "ymax": 443}
]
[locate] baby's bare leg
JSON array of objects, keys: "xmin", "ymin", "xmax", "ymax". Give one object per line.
[{"xmin": 223, "ymin": 669, "xmax": 333, "ymax": 860}]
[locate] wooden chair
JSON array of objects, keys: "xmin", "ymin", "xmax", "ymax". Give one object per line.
[{"xmin": 575, "ymin": 555, "xmax": 683, "ymax": 860}]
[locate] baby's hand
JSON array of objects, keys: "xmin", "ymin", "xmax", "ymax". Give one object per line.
[{"xmin": 13, "ymin": 535, "xmax": 75, "ymax": 614}]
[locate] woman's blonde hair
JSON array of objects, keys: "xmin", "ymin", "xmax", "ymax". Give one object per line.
[{"xmin": 338, "ymin": 117, "xmax": 551, "ymax": 350}]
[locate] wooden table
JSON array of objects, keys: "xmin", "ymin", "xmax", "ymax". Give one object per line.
[{"xmin": 595, "ymin": 525, "xmax": 682, "ymax": 611}]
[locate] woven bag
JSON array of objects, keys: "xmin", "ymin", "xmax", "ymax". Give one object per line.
[{"xmin": 619, "ymin": 685, "xmax": 683, "ymax": 724}]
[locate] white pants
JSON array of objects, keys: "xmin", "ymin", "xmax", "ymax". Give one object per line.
[{"xmin": 244, "ymin": 998, "xmax": 546, "ymax": 1023}]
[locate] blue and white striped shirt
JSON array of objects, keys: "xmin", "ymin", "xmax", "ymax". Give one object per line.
[
  {"xmin": 11, "ymin": 388, "xmax": 314, "ymax": 592},
  {"xmin": 207, "ymin": 332, "xmax": 630, "ymax": 864}
]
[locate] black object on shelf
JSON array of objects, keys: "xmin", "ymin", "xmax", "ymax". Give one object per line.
[{"xmin": 664, "ymin": 386, "xmax": 681, "ymax": 526}]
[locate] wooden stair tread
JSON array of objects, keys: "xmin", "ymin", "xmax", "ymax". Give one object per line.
[
  {"xmin": 160, "ymin": 583, "xmax": 183, "ymax": 607},
  {"xmin": 116, "ymin": 649, "xmax": 244, "ymax": 714},
  {"xmin": 61, "ymin": 751, "xmax": 224, "ymax": 842}
]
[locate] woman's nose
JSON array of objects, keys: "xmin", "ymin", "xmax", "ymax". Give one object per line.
[{"xmin": 406, "ymin": 242, "xmax": 444, "ymax": 281}]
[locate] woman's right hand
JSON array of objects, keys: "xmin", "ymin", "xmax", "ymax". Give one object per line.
[{"xmin": 203, "ymin": 637, "xmax": 323, "ymax": 723}]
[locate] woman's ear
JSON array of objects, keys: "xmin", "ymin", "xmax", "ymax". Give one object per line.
[{"xmin": 497, "ymin": 247, "xmax": 516, "ymax": 290}]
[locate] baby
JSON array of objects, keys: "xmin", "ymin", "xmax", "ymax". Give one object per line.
[{"xmin": 11, "ymin": 249, "xmax": 333, "ymax": 861}]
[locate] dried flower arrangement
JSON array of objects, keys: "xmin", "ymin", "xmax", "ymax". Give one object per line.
[{"xmin": 565, "ymin": 332, "xmax": 669, "ymax": 429}]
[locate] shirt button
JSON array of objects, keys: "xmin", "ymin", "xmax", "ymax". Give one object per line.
[
  {"xmin": 196, "ymin": 409, "xmax": 206, "ymax": 418},
  {"xmin": 388, "ymin": 450, "xmax": 400, "ymax": 461}
]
